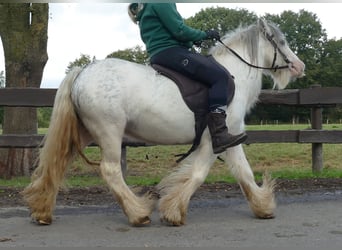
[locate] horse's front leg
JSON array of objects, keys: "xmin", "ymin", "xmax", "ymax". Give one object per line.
[
  {"xmin": 221, "ymin": 145, "xmax": 276, "ymax": 219},
  {"xmin": 157, "ymin": 133, "xmax": 217, "ymax": 225}
]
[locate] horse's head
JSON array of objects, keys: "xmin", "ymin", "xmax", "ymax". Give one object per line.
[{"xmin": 257, "ymin": 18, "xmax": 305, "ymax": 89}]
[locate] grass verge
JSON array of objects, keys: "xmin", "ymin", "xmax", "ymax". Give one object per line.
[{"xmin": 1, "ymin": 168, "xmax": 341, "ymax": 189}]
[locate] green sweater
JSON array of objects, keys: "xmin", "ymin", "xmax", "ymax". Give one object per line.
[{"xmin": 136, "ymin": 3, "xmax": 207, "ymax": 58}]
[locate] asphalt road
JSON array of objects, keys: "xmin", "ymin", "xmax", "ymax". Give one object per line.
[{"xmin": 1, "ymin": 190, "xmax": 341, "ymax": 247}]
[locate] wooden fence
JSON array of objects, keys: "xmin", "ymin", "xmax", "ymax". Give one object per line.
[{"xmin": 1, "ymin": 86, "xmax": 342, "ymax": 173}]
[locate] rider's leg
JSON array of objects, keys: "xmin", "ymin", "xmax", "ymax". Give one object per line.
[{"xmin": 151, "ymin": 47, "xmax": 247, "ymax": 153}]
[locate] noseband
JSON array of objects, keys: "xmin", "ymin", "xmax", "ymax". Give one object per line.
[{"xmin": 217, "ymin": 23, "xmax": 291, "ymax": 72}]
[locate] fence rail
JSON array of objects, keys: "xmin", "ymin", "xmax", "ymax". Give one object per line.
[
  {"xmin": 1, "ymin": 86, "xmax": 342, "ymax": 172},
  {"xmin": 2, "ymin": 129, "xmax": 342, "ymax": 148}
]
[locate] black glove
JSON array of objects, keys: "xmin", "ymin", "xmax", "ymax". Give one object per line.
[
  {"xmin": 205, "ymin": 29, "xmax": 220, "ymax": 41},
  {"xmin": 193, "ymin": 40, "xmax": 203, "ymax": 47}
]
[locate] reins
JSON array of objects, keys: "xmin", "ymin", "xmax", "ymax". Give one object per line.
[{"xmin": 217, "ymin": 36, "xmax": 290, "ymax": 72}]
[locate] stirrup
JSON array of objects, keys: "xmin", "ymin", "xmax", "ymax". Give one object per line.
[{"xmin": 213, "ymin": 132, "xmax": 247, "ymax": 154}]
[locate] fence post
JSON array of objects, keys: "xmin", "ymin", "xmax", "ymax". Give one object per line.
[
  {"xmin": 121, "ymin": 145, "xmax": 127, "ymax": 179},
  {"xmin": 310, "ymin": 84, "xmax": 323, "ymax": 173}
]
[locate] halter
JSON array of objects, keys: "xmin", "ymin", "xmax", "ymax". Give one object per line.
[{"xmin": 217, "ymin": 23, "xmax": 291, "ymax": 72}]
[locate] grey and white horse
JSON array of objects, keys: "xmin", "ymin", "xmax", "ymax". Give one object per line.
[{"xmin": 23, "ymin": 19, "xmax": 305, "ymax": 226}]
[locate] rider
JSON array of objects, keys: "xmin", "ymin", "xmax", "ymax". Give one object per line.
[{"xmin": 128, "ymin": 3, "xmax": 247, "ymax": 154}]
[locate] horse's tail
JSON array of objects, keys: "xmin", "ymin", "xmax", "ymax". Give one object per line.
[{"xmin": 23, "ymin": 67, "xmax": 86, "ymax": 224}]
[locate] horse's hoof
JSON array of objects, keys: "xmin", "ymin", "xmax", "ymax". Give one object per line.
[
  {"xmin": 132, "ymin": 216, "xmax": 151, "ymax": 227},
  {"xmin": 37, "ymin": 219, "xmax": 52, "ymax": 225},
  {"xmin": 32, "ymin": 215, "xmax": 52, "ymax": 225},
  {"xmin": 258, "ymin": 213, "xmax": 275, "ymax": 219},
  {"xmin": 160, "ymin": 217, "xmax": 185, "ymax": 226},
  {"xmin": 264, "ymin": 214, "xmax": 275, "ymax": 219}
]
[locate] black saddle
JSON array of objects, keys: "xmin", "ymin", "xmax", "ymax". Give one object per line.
[{"xmin": 152, "ymin": 64, "xmax": 209, "ymax": 113}]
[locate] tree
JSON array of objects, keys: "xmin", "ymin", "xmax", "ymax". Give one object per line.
[
  {"xmin": 0, "ymin": 3, "xmax": 49, "ymax": 178},
  {"xmin": 65, "ymin": 54, "xmax": 95, "ymax": 74},
  {"xmin": 319, "ymin": 38, "xmax": 342, "ymax": 87},
  {"xmin": 186, "ymin": 7, "xmax": 257, "ymax": 54},
  {"xmin": 317, "ymin": 38, "xmax": 342, "ymax": 123},
  {"xmin": 186, "ymin": 7, "xmax": 257, "ymax": 34},
  {"xmin": 106, "ymin": 45, "xmax": 148, "ymax": 64}
]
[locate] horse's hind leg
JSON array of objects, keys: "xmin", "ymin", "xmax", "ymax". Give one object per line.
[
  {"xmin": 221, "ymin": 145, "xmax": 276, "ymax": 218},
  {"xmin": 157, "ymin": 135, "xmax": 216, "ymax": 225},
  {"xmin": 23, "ymin": 122, "xmax": 91, "ymax": 225},
  {"xmin": 98, "ymin": 135, "xmax": 155, "ymax": 226}
]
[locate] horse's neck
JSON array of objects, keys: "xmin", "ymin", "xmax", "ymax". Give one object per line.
[{"xmin": 213, "ymin": 49, "xmax": 263, "ymax": 112}]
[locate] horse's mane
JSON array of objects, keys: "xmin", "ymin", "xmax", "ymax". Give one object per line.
[
  {"xmin": 209, "ymin": 24, "xmax": 259, "ymax": 66},
  {"xmin": 209, "ymin": 21, "xmax": 285, "ymax": 67}
]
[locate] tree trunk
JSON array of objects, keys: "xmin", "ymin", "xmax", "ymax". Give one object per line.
[{"xmin": 0, "ymin": 3, "xmax": 48, "ymax": 178}]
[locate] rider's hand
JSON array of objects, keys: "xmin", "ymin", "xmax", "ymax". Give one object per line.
[
  {"xmin": 205, "ymin": 29, "xmax": 220, "ymax": 41},
  {"xmin": 193, "ymin": 40, "xmax": 203, "ymax": 47}
]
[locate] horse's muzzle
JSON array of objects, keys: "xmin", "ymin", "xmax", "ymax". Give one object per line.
[{"xmin": 290, "ymin": 59, "xmax": 306, "ymax": 78}]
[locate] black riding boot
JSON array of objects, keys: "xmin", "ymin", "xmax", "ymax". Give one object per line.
[{"xmin": 207, "ymin": 109, "xmax": 247, "ymax": 154}]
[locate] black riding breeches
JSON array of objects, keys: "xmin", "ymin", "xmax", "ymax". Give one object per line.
[{"xmin": 150, "ymin": 46, "xmax": 235, "ymax": 110}]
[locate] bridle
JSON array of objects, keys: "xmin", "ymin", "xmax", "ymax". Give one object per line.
[{"xmin": 217, "ymin": 23, "xmax": 291, "ymax": 72}]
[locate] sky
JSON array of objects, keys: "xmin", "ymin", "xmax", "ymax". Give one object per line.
[{"xmin": 0, "ymin": 2, "xmax": 341, "ymax": 88}]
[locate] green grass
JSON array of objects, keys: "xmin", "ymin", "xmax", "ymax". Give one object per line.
[
  {"xmin": 1, "ymin": 168, "xmax": 341, "ymax": 189},
  {"xmin": 1, "ymin": 124, "xmax": 342, "ymax": 188},
  {"xmin": 246, "ymin": 123, "xmax": 342, "ymax": 130},
  {"xmin": 0, "ymin": 177, "xmax": 31, "ymax": 188}
]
